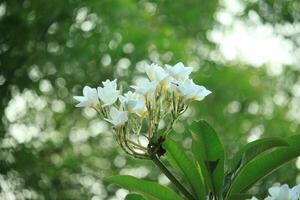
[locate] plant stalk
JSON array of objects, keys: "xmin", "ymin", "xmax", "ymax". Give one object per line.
[{"xmin": 151, "ymin": 154, "xmax": 196, "ymax": 200}]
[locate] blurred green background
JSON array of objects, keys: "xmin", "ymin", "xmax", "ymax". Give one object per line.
[{"xmin": 1, "ymin": 0, "xmax": 300, "ymax": 199}]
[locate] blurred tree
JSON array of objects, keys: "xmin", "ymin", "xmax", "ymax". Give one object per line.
[{"xmin": 0, "ymin": 0, "xmax": 299, "ymax": 199}]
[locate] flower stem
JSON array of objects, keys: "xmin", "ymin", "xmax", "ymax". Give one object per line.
[{"xmin": 150, "ymin": 154, "xmax": 196, "ymax": 200}]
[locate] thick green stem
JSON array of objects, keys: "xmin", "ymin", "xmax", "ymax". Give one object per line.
[{"xmin": 151, "ymin": 155, "xmax": 196, "ymax": 200}]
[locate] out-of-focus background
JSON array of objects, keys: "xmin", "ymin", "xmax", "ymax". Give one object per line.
[{"xmin": 1, "ymin": 0, "xmax": 300, "ymax": 199}]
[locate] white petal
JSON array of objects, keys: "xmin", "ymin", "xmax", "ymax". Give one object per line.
[
  {"xmin": 269, "ymin": 186, "xmax": 280, "ymax": 197},
  {"xmin": 248, "ymin": 197, "xmax": 258, "ymax": 200},
  {"xmin": 107, "ymin": 106, "xmax": 128, "ymax": 126},
  {"xmin": 97, "ymin": 87, "xmax": 104, "ymax": 98},
  {"xmin": 83, "ymin": 86, "xmax": 92, "ymax": 96},
  {"xmin": 291, "ymin": 184, "xmax": 300, "ymax": 198},
  {"xmin": 144, "ymin": 63, "xmax": 168, "ymax": 82},
  {"xmin": 97, "ymin": 81, "xmax": 119, "ymax": 106},
  {"xmin": 278, "ymin": 184, "xmax": 290, "ymax": 199},
  {"xmin": 73, "ymin": 96, "xmax": 85, "ymax": 102},
  {"xmin": 195, "ymin": 86, "xmax": 212, "ymax": 101},
  {"xmin": 75, "ymin": 100, "xmax": 89, "ymax": 107},
  {"xmin": 264, "ymin": 197, "xmax": 275, "ymax": 200},
  {"xmin": 102, "ymin": 79, "xmax": 117, "ymax": 89},
  {"xmin": 131, "ymin": 79, "xmax": 158, "ymax": 95},
  {"xmin": 166, "ymin": 62, "xmax": 193, "ymax": 81},
  {"xmin": 87, "ymin": 88, "xmax": 98, "ymax": 100},
  {"xmin": 119, "ymin": 95, "xmax": 127, "ymax": 104}
]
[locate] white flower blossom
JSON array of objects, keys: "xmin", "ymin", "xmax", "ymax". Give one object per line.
[
  {"xmin": 177, "ymin": 79, "xmax": 211, "ymax": 101},
  {"xmin": 106, "ymin": 106, "xmax": 128, "ymax": 127},
  {"xmin": 291, "ymin": 184, "xmax": 300, "ymax": 200},
  {"xmin": 249, "ymin": 184, "xmax": 300, "ymax": 200},
  {"xmin": 131, "ymin": 79, "xmax": 158, "ymax": 96},
  {"xmin": 265, "ymin": 184, "xmax": 292, "ymax": 200},
  {"xmin": 97, "ymin": 79, "xmax": 119, "ymax": 107},
  {"xmin": 165, "ymin": 62, "xmax": 193, "ymax": 82},
  {"xmin": 144, "ymin": 63, "xmax": 169, "ymax": 83},
  {"xmin": 74, "ymin": 61, "xmax": 213, "ymax": 158},
  {"xmin": 120, "ymin": 91, "xmax": 147, "ymax": 117},
  {"xmin": 73, "ymin": 86, "xmax": 99, "ymax": 107}
]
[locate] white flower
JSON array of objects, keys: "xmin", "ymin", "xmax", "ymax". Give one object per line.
[
  {"xmin": 120, "ymin": 91, "xmax": 147, "ymax": 117},
  {"xmin": 73, "ymin": 86, "xmax": 99, "ymax": 107},
  {"xmin": 97, "ymin": 79, "xmax": 119, "ymax": 107},
  {"xmin": 248, "ymin": 197, "xmax": 259, "ymax": 200},
  {"xmin": 177, "ymin": 79, "xmax": 211, "ymax": 101},
  {"xmin": 131, "ymin": 79, "xmax": 158, "ymax": 96},
  {"xmin": 265, "ymin": 184, "xmax": 291, "ymax": 200},
  {"xmin": 144, "ymin": 63, "xmax": 169, "ymax": 83},
  {"xmin": 165, "ymin": 62, "xmax": 193, "ymax": 81},
  {"xmin": 106, "ymin": 106, "xmax": 128, "ymax": 127},
  {"xmin": 291, "ymin": 184, "xmax": 300, "ymax": 200}
]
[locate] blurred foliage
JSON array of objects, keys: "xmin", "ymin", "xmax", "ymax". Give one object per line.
[{"xmin": 0, "ymin": 0, "xmax": 299, "ymax": 199}]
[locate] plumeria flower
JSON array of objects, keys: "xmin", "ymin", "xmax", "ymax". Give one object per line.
[
  {"xmin": 106, "ymin": 106, "xmax": 128, "ymax": 127},
  {"xmin": 73, "ymin": 86, "xmax": 99, "ymax": 107},
  {"xmin": 177, "ymin": 79, "xmax": 211, "ymax": 101},
  {"xmin": 165, "ymin": 62, "xmax": 193, "ymax": 82},
  {"xmin": 248, "ymin": 197, "xmax": 259, "ymax": 200},
  {"xmin": 265, "ymin": 184, "xmax": 291, "ymax": 200},
  {"xmin": 291, "ymin": 184, "xmax": 300, "ymax": 200},
  {"xmin": 249, "ymin": 184, "xmax": 300, "ymax": 200},
  {"xmin": 144, "ymin": 63, "xmax": 169, "ymax": 83},
  {"xmin": 74, "ymin": 60, "xmax": 213, "ymax": 159},
  {"xmin": 120, "ymin": 91, "xmax": 147, "ymax": 117},
  {"xmin": 131, "ymin": 79, "xmax": 158, "ymax": 96},
  {"xmin": 97, "ymin": 79, "xmax": 120, "ymax": 107}
]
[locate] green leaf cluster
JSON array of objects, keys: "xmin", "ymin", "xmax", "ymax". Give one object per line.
[{"xmin": 107, "ymin": 121, "xmax": 300, "ymax": 200}]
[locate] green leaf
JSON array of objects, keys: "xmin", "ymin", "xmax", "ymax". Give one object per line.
[
  {"xmin": 228, "ymin": 135, "xmax": 300, "ymax": 196},
  {"xmin": 165, "ymin": 152, "xmax": 182, "ymax": 172},
  {"xmin": 231, "ymin": 137, "xmax": 288, "ymax": 171},
  {"xmin": 227, "ymin": 193, "xmax": 253, "ymax": 200},
  {"xmin": 106, "ymin": 175, "xmax": 183, "ymax": 200},
  {"xmin": 163, "ymin": 137, "xmax": 206, "ymax": 200},
  {"xmin": 125, "ymin": 193, "xmax": 146, "ymax": 200},
  {"xmin": 206, "ymin": 160, "xmax": 220, "ymax": 173},
  {"xmin": 189, "ymin": 120, "xmax": 224, "ymax": 197}
]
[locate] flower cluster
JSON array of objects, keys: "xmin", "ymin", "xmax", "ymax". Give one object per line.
[
  {"xmin": 250, "ymin": 183, "xmax": 300, "ymax": 200},
  {"xmin": 73, "ymin": 62, "xmax": 211, "ymax": 159}
]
